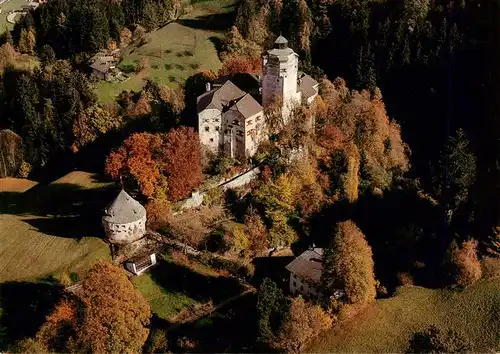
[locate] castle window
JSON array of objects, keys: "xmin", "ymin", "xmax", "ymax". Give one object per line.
[
  {"xmin": 256, "ymin": 115, "xmax": 262, "ymax": 122},
  {"xmin": 210, "ymin": 138, "xmax": 214, "ymax": 142},
  {"xmin": 205, "ymin": 126, "xmax": 209, "ymax": 132},
  {"xmin": 233, "ymin": 120, "xmax": 239, "ymax": 125},
  {"xmin": 237, "ymin": 130, "xmax": 244, "ymax": 137},
  {"xmin": 216, "ymin": 126, "xmax": 220, "ymax": 131},
  {"xmin": 247, "ymin": 120, "xmax": 253, "ymax": 126},
  {"xmin": 214, "ymin": 118, "xmax": 220, "ymax": 122}
]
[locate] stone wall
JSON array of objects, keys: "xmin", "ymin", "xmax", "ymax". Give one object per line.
[{"xmin": 103, "ymin": 215, "xmax": 147, "ymax": 244}]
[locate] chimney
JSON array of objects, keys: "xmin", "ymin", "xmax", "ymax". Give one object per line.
[{"xmin": 205, "ymin": 82, "xmax": 211, "ymax": 92}]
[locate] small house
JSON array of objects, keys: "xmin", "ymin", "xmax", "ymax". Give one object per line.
[
  {"xmin": 125, "ymin": 253, "xmax": 157, "ymax": 275},
  {"xmin": 90, "ymin": 56, "xmax": 117, "ymax": 81},
  {"xmin": 285, "ymin": 247, "xmax": 324, "ymax": 300}
]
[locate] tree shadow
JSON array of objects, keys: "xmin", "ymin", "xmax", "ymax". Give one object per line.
[
  {"xmin": 252, "ymin": 256, "xmax": 293, "ymax": 290},
  {"xmin": 148, "ymin": 258, "xmax": 244, "ymax": 304},
  {"xmin": 178, "ymin": 12, "xmax": 236, "ymax": 31},
  {"xmin": 0, "ymin": 281, "xmax": 63, "ymax": 350},
  {"xmin": 167, "ymin": 294, "xmax": 258, "ymax": 353},
  {"xmin": 0, "ymin": 182, "xmax": 118, "ymax": 239},
  {"xmin": 310, "ymin": 186, "xmax": 444, "ymax": 291},
  {"xmin": 208, "ymin": 36, "xmax": 224, "ymax": 54}
]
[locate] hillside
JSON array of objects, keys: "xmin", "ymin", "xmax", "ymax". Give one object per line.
[
  {"xmin": 0, "ymin": 172, "xmax": 113, "ymax": 282},
  {"xmin": 309, "ymin": 279, "xmax": 500, "ymax": 353}
]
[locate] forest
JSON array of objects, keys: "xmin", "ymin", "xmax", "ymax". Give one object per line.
[{"xmin": 0, "ymin": 0, "xmax": 499, "ymax": 353}]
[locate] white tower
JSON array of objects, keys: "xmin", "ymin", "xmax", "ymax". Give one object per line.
[{"xmin": 262, "ymin": 36, "xmax": 301, "ymax": 119}]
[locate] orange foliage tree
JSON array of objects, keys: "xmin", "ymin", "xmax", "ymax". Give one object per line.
[
  {"xmin": 449, "ymin": 239, "xmax": 482, "ymax": 287},
  {"xmin": 105, "ymin": 132, "xmax": 164, "ymax": 198},
  {"xmin": 163, "ymin": 126, "xmax": 203, "ymax": 201},
  {"xmin": 218, "ymin": 55, "xmax": 261, "ymax": 77}
]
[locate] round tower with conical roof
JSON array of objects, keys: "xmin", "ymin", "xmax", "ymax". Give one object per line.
[
  {"xmin": 262, "ymin": 36, "xmax": 301, "ymax": 118},
  {"xmin": 102, "ymin": 190, "xmax": 147, "ymax": 244}
]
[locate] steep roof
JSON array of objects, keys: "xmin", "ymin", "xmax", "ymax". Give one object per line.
[
  {"xmin": 232, "ymin": 93, "xmax": 263, "ymax": 119},
  {"xmin": 197, "ymin": 80, "xmax": 246, "ymax": 113},
  {"xmin": 275, "ymin": 35, "xmax": 289, "ymax": 45},
  {"xmin": 299, "ymin": 73, "xmax": 319, "ymax": 99},
  {"xmin": 90, "ymin": 57, "xmax": 115, "ymax": 74},
  {"xmin": 103, "ymin": 190, "xmax": 146, "ymax": 224},
  {"xmin": 285, "ymin": 248, "xmax": 324, "ymax": 284}
]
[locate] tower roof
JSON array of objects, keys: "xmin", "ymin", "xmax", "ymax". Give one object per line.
[
  {"xmin": 197, "ymin": 80, "xmax": 246, "ymax": 113},
  {"xmin": 275, "ymin": 36, "xmax": 288, "ymax": 45},
  {"xmin": 103, "ymin": 189, "xmax": 146, "ymax": 224}
]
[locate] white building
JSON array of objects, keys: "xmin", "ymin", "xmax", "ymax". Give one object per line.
[
  {"xmin": 102, "ymin": 189, "xmax": 147, "ymax": 245},
  {"xmin": 197, "ymin": 36, "xmax": 319, "ymax": 159},
  {"xmin": 285, "ymin": 248, "xmax": 324, "ymax": 301}
]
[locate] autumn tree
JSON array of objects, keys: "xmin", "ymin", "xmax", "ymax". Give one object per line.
[
  {"xmin": 487, "ymin": 225, "xmax": 500, "ymax": 257},
  {"xmin": 318, "ymin": 78, "xmax": 409, "ymax": 192},
  {"xmin": 0, "ymin": 42, "xmax": 15, "ymax": 74},
  {"xmin": 120, "ymin": 27, "xmax": 133, "ymax": 46},
  {"xmin": 253, "ymin": 173, "xmax": 300, "ymax": 248},
  {"xmin": 73, "ymin": 104, "xmax": 123, "ymax": 152},
  {"xmin": 448, "ymin": 239, "xmax": 482, "ymax": 287},
  {"xmin": 36, "ymin": 300, "xmax": 77, "ymax": 352},
  {"xmin": 0, "ymin": 129, "xmax": 24, "ymax": 178},
  {"xmin": 72, "ymin": 261, "xmax": 151, "ymax": 353},
  {"xmin": 105, "ymin": 132, "xmax": 164, "ymax": 198},
  {"xmin": 163, "ymin": 126, "xmax": 203, "ymax": 201},
  {"xmin": 218, "ymin": 55, "xmax": 261, "ymax": 77},
  {"xmin": 274, "ymin": 296, "xmax": 333, "ymax": 353},
  {"xmin": 244, "ymin": 208, "xmax": 269, "ymax": 255},
  {"xmin": 322, "ymin": 220, "xmax": 376, "ymax": 305}
]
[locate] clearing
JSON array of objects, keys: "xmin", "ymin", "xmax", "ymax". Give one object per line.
[
  {"xmin": 95, "ymin": 0, "xmax": 236, "ymax": 103},
  {"xmin": 0, "ymin": 172, "xmax": 114, "ymax": 282},
  {"xmin": 309, "ymin": 279, "xmax": 500, "ymax": 353},
  {"xmin": 133, "ymin": 249, "xmax": 244, "ymax": 322},
  {"xmin": 0, "ymin": 0, "xmax": 25, "ymax": 33}
]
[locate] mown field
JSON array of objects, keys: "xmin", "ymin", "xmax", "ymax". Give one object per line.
[
  {"xmin": 95, "ymin": 0, "xmax": 236, "ymax": 103},
  {"xmin": 309, "ymin": 279, "xmax": 500, "ymax": 353},
  {"xmin": 0, "ymin": 172, "xmax": 113, "ymax": 282},
  {"xmin": 0, "ymin": 0, "xmax": 25, "ymax": 33}
]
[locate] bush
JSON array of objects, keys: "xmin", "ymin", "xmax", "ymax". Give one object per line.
[
  {"xmin": 397, "ymin": 272, "xmax": 415, "ymax": 286},
  {"xmin": 145, "ymin": 329, "xmax": 168, "ymax": 354},
  {"xmin": 190, "ymin": 63, "xmax": 201, "ymax": 69},
  {"xmin": 145, "ymin": 198, "xmax": 172, "ymax": 232},
  {"xmin": 408, "ymin": 325, "xmax": 472, "ymax": 353},
  {"xmin": 449, "ymin": 239, "xmax": 482, "ymax": 287},
  {"xmin": 199, "ymin": 252, "xmax": 255, "ymax": 278},
  {"xmin": 120, "ymin": 63, "xmax": 136, "ymax": 73},
  {"xmin": 482, "ymin": 256, "xmax": 500, "ymax": 280},
  {"xmin": 164, "ymin": 63, "xmax": 172, "ymax": 70},
  {"xmin": 183, "ymin": 50, "xmax": 194, "ymax": 57}
]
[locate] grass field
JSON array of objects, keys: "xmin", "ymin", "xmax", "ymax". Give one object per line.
[
  {"xmin": 309, "ymin": 279, "xmax": 500, "ymax": 353},
  {"xmin": 95, "ymin": 0, "xmax": 236, "ymax": 103},
  {"xmin": 0, "ymin": 0, "xmax": 25, "ymax": 33},
  {"xmin": 133, "ymin": 272, "xmax": 199, "ymax": 320},
  {"xmin": 0, "ymin": 172, "xmax": 114, "ymax": 282}
]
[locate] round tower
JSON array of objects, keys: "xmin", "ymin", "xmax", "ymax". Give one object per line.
[
  {"xmin": 102, "ymin": 189, "xmax": 147, "ymax": 244},
  {"xmin": 262, "ymin": 36, "xmax": 301, "ymax": 118}
]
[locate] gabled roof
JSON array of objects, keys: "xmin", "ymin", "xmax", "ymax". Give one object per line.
[
  {"xmin": 90, "ymin": 57, "xmax": 116, "ymax": 74},
  {"xmin": 197, "ymin": 80, "xmax": 246, "ymax": 113},
  {"xmin": 232, "ymin": 93, "xmax": 263, "ymax": 119},
  {"xmin": 103, "ymin": 190, "xmax": 146, "ymax": 224},
  {"xmin": 285, "ymin": 248, "xmax": 324, "ymax": 284}
]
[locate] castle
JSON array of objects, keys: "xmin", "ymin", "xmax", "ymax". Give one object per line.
[{"xmin": 197, "ymin": 36, "xmax": 319, "ymax": 160}]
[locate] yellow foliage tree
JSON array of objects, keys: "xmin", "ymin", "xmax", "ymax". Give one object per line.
[{"xmin": 323, "ymin": 220, "xmax": 376, "ymax": 305}]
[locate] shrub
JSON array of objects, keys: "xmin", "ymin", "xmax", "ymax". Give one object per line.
[
  {"xmin": 146, "ymin": 329, "xmax": 168, "ymax": 354},
  {"xmin": 397, "ymin": 272, "xmax": 415, "ymax": 286},
  {"xmin": 190, "ymin": 63, "xmax": 200, "ymax": 69},
  {"xmin": 176, "ymin": 64, "xmax": 185, "ymax": 71},
  {"xmin": 408, "ymin": 325, "xmax": 472, "ymax": 353},
  {"xmin": 164, "ymin": 63, "xmax": 172, "ymax": 70},
  {"xmin": 17, "ymin": 160, "xmax": 32, "ymax": 178},
  {"xmin": 482, "ymin": 256, "xmax": 500, "ymax": 280},
  {"xmin": 120, "ymin": 63, "xmax": 136, "ymax": 73},
  {"xmin": 145, "ymin": 198, "xmax": 172, "ymax": 232},
  {"xmin": 183, "ymin": 50, "xmax": 194, "ymax": 57},
  {"xmin": 449, "ymin": 239, "xmax": 482, "ymax": 287}
]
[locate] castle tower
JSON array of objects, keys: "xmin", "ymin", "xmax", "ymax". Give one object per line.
[{"xmin": 262, "ymin": 36, "xmax": 301, "ymax": 119}]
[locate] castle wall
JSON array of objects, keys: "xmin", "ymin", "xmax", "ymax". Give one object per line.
[
  {"xmin": 103, "ymin": 215, "xmax": 147, "ymax": 244},
  {"xmin": 244, "ymin": 111, "xmax": 265, "ymax": 157},
  {"xmin": 199, "ymin": 108, "xmax": 222, "ymax": 152}
]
